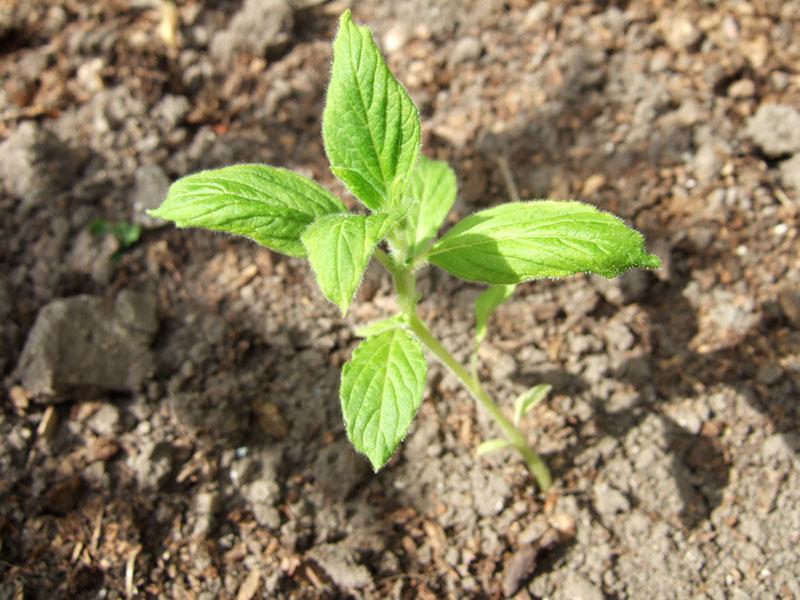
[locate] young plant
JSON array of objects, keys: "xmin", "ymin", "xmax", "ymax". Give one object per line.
[{"xmin": 149, "ymin": 11, "xmax": 660, "ymax": 491}]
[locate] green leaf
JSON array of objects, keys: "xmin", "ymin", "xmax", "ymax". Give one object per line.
[
  {"xmin": 355, "ymin": 314, "xmax": 408, "ymax": 338},
  {"xmin": 513, "ymin": 384, "xmax": 551, "ymax": 426},
  {"xmin": 340, "ymin": 328, "xmax": 428, "ymax": 471},
  {"xmin": 322, "ymin": 10, "xmax": 421, "ymax": 211},
  {"xmin": 148, "ymin": 164, "xmax": 346, "ymax": 257},
  {"xmin": 474, "ymin": 284, "xmax": 516, "ymax": 347},
  {"xmin": 302, "ymin": 213, "xmax": 392, "ymax": 315},
  {"xmin": 90, "ymin": 219, "xmax": 142, "ymax": 249},
  {"xmin": 403, "ymin": 155, "xmax": 457, "ymax": 256},
  {"xmin": 428, "ymin": 201, "xmax": 662, "ymax": 284},
  {"xmin": 476, "ymin": 438, "xmax": 511, "ymax": 456}
]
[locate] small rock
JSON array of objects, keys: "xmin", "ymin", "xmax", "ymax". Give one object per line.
[
  {"xmin": 132, "ymin": 164, "xmax": 171, "ymax": 228},
  {"xmin": 779, "ymin": 153, "xmax": 800, "ymax": 195},
  {"xmin": 87, "ymin": 404, "xmax": 121, "ymax": 436},
  {"xmin": 193, "ymin": 490, "xmax": 220, "ymax": 538},
  {"xmin": 728, "ymin": 78, "xmax": 755, "ymax": 99},
  {"xmin": 778, "ymin": 285, "xmax": 800, "ymax": 327},
  {"xmin": 449, "ymin": 36, "xmax": 482, "ymax": 66},
  {"xmin": 312, "ymin": 440, "xmax": 370, "ymax": 500},
  {"xmin": 560, "ymin": 573, "xmax": 604, "ymax": 600},
  {"xmin": 16, "ymin": 291, "xmax": 158, "ymax": 401},
  {"xmin": 242, "ymin": 479, "xmax": 282, "ymax": 529},
  {"xmin": 692, "ymin": 142, "xmax": 724, "ymax": 185},
  {"xmin": 382, "ymin": 23, "xmax": 409, "ymax": 54},
  {"xmin": 471, "ymin": 470, "xmax": 511, "ymax": 518},
  {"xmin": 308, "ymin": 543, "xmax": 373, "ymax": 591},
  {"xmin": 746, "ymin": 104, "xmax": 800, "ymax": 157},
  {"xmin": 502, "ymin": 545, "xmax": 538, "ymax": 597},
  {"xmin": 0, "ymin": 121, "xmax": 82, "ymax": 210},
  {"xmin": 594, "ymin": 481, "xmax": 631, "ymax": 516},
  {"xmin": 756, "ymin": 364, "xmax": 783, "ymax": 385},
  {"xmin": 131, "ymin": 440, "xmax": 175, "ymax": 489},
  {"xmin": 154, "ymin": 94, "xmax": 190, "ymax": 128},
  {"xmin": 210, "ymin": 0, "xmax": 293, "ymax": 64},
  {"xmin": 664, "ymin": 18, "xmax": 702, "ymax": 51}
]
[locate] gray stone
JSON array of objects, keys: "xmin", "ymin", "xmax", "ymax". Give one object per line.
[
  {"xmin": 131, "ymin": 440, "xmax": 175, "ymax": 489},
  {"xmin": 778, "ymin": 285, "xmax": 800, "ymax": 327},
  {"xmin": 664, "ymin": 18, "xmax": 702, "ymax": 51},
  {"xmin": 87, "ymin": 404, "xmax": 121, "ymax": 436},
  {"xmin": 560, "ymin": 573, "xmax": 604, "ymax": 600},
  {"xmin": 779, "ymin": 153, "xmax": 800, "ymax": 195},
  {"xmin": 471, "ymin": 469, "xmax": 511, "ymax": 518},
  {"xmin": 746, "ymin": 104, "xmax": 800, "ymax": 157},
  {"xmin": 450, "ymin": 36, "xmax": 482, "ymax": 66},
  {"xmin": 243, "ymin": 479, "xmax": 282, "ymax": 528},
  {"xmin": 692, "ymin": 142, "xmax": 724, "ymax": 185},
  {"xmin": 131, "ymin": 164, "xmax": 171, "ymax": 228},
  {"xmin": 210, "ymin": 0, "xmax": 293, "ymax": 64},
  {"xmin": 307, "ymin": 543, "xmax": 373, "ymax": 591},
  {"xmin": 0, "ymin": 121, "xmax": 82, "ymax": 210},
  {"xmin": 154, "ymin": 94, "xmax": 190, "ymax": 128},
  {"xmin": 594, "ymin": 481, "xmax": 631, "ymax": 516},
  {"xmin": 502, "ymin": 545, "xmax": 538, "ymax": 597},
  {"xmin": 16, "ymin": 291, "xmax": 158, "ymax": 401}
]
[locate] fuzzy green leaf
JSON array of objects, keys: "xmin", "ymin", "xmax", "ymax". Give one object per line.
[
  {"xmin": 340, "ymin": 328, "xmax": 428, "ymax": 471},
  {"xmin": 355, "ymin": 314, "xmax": 408, "ymax": 338},
  {"xmin": 429, "ymin": 201, "xmax": 661, "ymax": 284},
  {"xmin": 322, "ymin": 10, "xmax": 421, "ymax": 211},
  {"xmin": 148, "ymin": 165, "xmax": 346, "ymax": 257},
  {"xmin": 302, "ymin": 213, "xmax": 392, "ymax": 315},
  {"xmin": 513, "ymin": 384, "xmax": 552, "ymax": 426},
  {"xmin": 403, "ymin": 155, "xmax": 457, "ymax": 256},
  {"xmin": 474, "ymin": 284, "xmax": 516, "ymax": 347}
]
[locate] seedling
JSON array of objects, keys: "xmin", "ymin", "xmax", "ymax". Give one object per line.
[{"xmin": 150, "ymin": 11, "xmax": 660, "ymax": 491}]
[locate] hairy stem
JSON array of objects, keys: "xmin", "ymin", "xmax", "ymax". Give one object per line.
[{"xmin": 383, "ymin": 255, "xmax": 552, "ymax": 491}]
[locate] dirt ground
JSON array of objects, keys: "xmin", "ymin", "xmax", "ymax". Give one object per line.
[{"xmin": 1, "ymin": 0, "xmax": 799, "ymax": 598}]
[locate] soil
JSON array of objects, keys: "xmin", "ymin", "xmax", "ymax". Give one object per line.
[{"xmin": 1, "ymin": 0, "xmax": 799, "ymax": 598}]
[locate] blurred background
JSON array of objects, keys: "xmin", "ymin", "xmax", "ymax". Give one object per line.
[{"xmin": 1, "ymin": 0, "xmax": 799, "ymax": 597}]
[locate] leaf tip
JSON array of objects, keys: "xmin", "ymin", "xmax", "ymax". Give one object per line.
[{"xmin": 640, "ymin": 253, "xmax": 662, "ymax": 270}]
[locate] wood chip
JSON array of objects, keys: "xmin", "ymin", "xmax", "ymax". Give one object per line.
[{"xmin": 236, "ymin": 568, "xmax": 262, "ymax": 600}]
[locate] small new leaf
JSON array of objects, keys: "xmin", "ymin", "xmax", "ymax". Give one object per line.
[
  {"xmin": 148, "ymin": 165, "xmax": 346, "ymax": 257},
  {"xmin": 302, "ymin": 213, "xmax": 392, "ymax": 315},
  {"xmin": 403, "ymin": 155, "xmax": 458, "ymax": 256},
  {"xmin": 323, "ymin": 10, "xmax": 421, "ymax": 211},
  {"xmin": 340, "ymin": 328, "xmax": 428, "ymax": 471},
  {"xmin": 476, "ymin": 438, "xmax": 511, "ymax": 456},
  {"xmin": 474, "ymin": 284, "xmax": 516, "ymax": 347},
  {"xmin": 513, "ymin": 384, "xmax": 551, "ymax": 427},
  {"xmin": 355, "ymin": 314, "xmax": 408, "ymax": 338},
  {"xmin": 429, "ymin": 201, "xmax": 661, "ymax": 284}
]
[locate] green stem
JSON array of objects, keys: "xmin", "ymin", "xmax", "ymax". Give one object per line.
[
  {"xmin": 375, "ymin": 253, "xmax": 552, "ymax": 491},
  {"xmin": 406, "ymin": 313, "xmax": 552, "ymax": 491}
]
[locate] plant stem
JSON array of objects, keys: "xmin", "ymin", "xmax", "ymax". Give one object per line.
[{"xmin": 381, "ymin": 253, "xmax": 552, "ymax": 491}]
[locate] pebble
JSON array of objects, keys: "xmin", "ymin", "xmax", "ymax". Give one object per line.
[
  {"xmin": 87, "ymin": 404, "xmax": 121, "ymax": 436},
  {"xmin": 307, "ymin": 543, "xmax": 373, "ymax": 591},
  {"xmin": 594, "ymin": 481, "xmax": 631, "ymax": 516},
  {"xmin": 502, "ymin": 545, "xmax": 539, "ymax": 597},
  {"xmin": 664, "ymin": 18, "xmax": 702, "ymax": 51},
  {"xmin": 449, "ymin": 36, "xmax": 482, "ymax": 66},
  {"xmin": 561, "ymin": 573, "xmax": 604, "ymax": 600},
  {"xmin": 16, "ymin": 291, "xmax": 158, "ymax": 401},
  {"xmin": 0, "ymin": 121, "xmax": 82, "ymax": 210},
  {"xmin": 778, "ymin": 286, "xmax": 800, "ymax": 328},
  {"xmin": 746, "ymin": 104, "xmax": 800, "ymax": 157},
  {"xmin": 131, "ymin": 440, "xmax": 175, "ymax": 490},
  {"xmin": 779, "ymin": 153, "xmax": 800, "ymax": 195}
]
